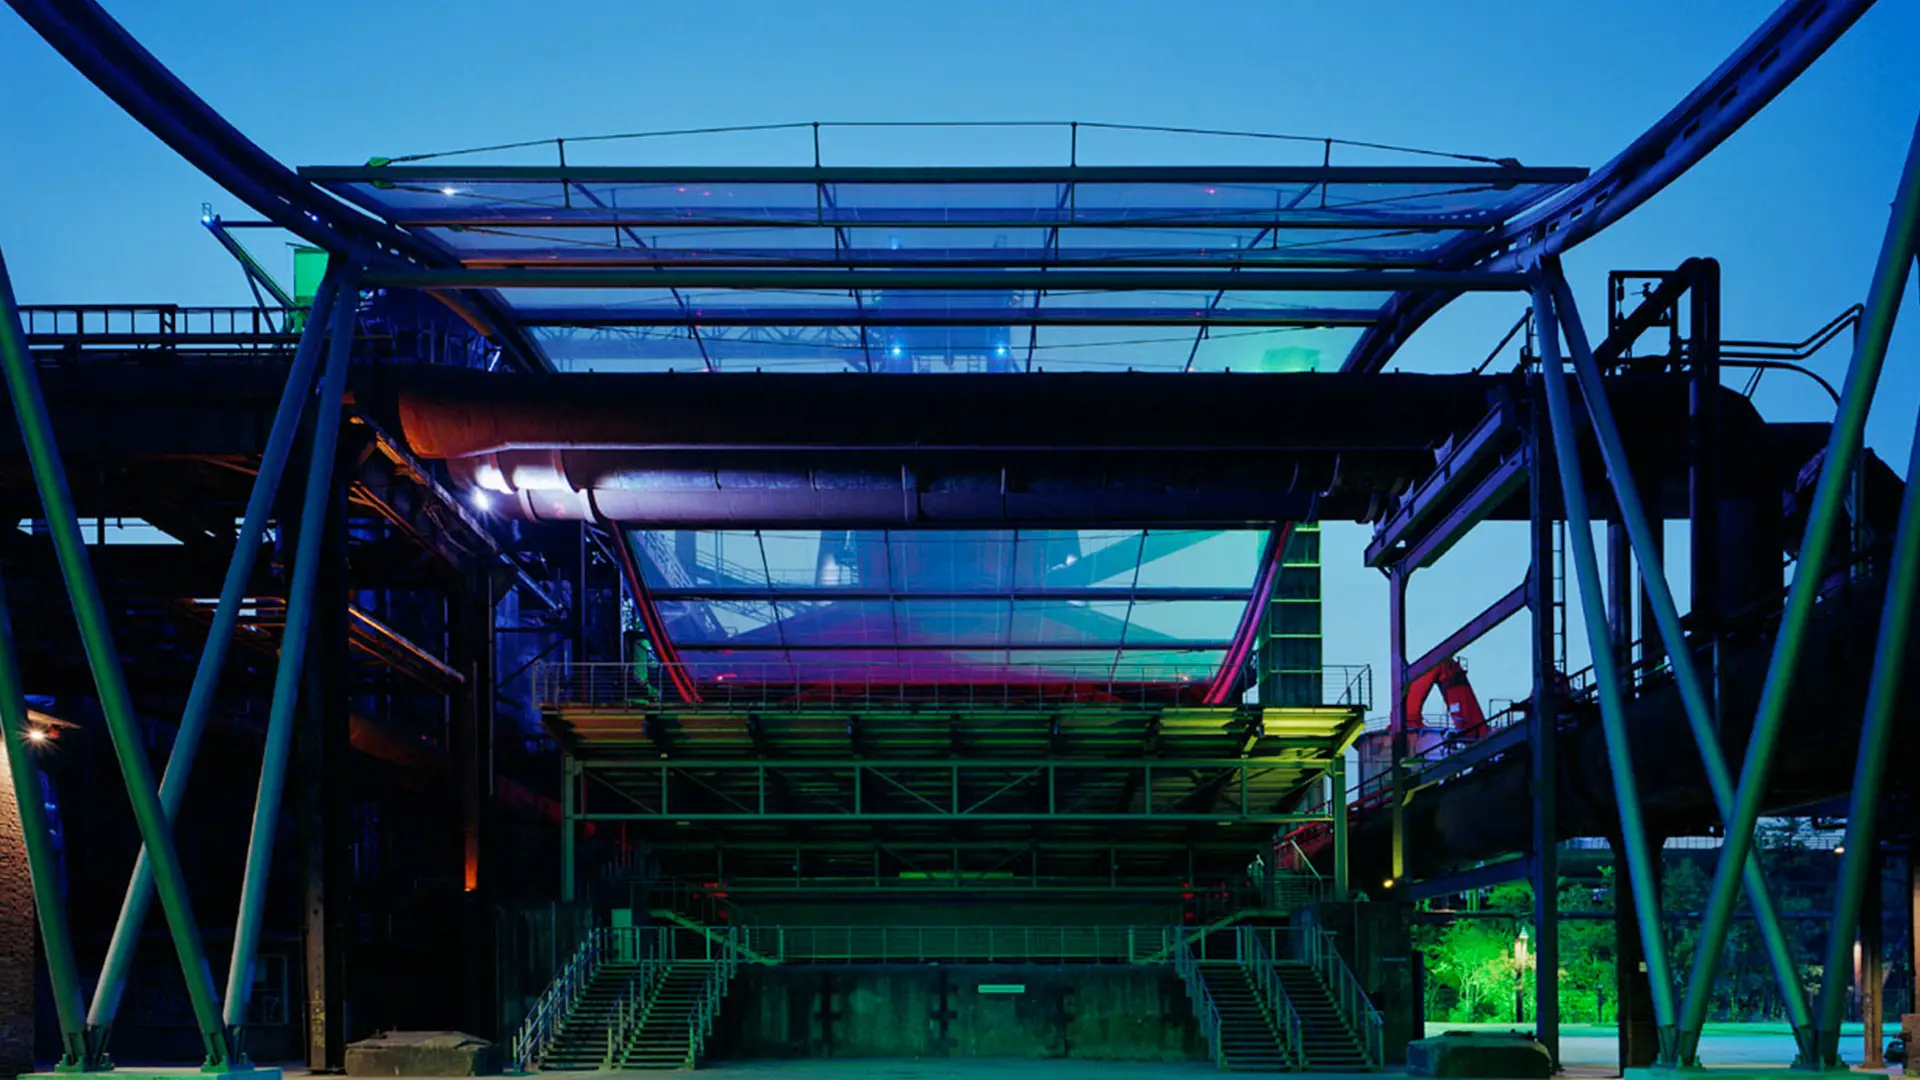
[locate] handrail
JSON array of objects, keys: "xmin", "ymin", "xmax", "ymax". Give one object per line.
[
  {"xmin": 510, "ymin": 926, "xmax": 604, "ymax": 1071},
  {"xmin": 1239, "ymin": 925, "xmax": 1305, "ymax": 1069},
  {"xmin": 602, "ymin": 951, "xmax": 666, "ymax": 1068},
  {"xmin": 610, "ymin": 937, "xmax": 679, "ymax": 1060},
  {"xmin": 759, "ymin": 924, "xmax": 1151, "ymax": 964},
  {"xmin": 534, "ymin": 660, "xmax": 1374, "ymax": 711},
  {"xmin": 1303, "ymin": 924, "xmax": 1384, "ymax": 1068},
  {"xmin": 687, "ymin": 928, "xmax": 742, "ymax": 1067},
  {"xmin": 1169, "ymin": 929, "xmax": 1225, "ymax": 1070}
]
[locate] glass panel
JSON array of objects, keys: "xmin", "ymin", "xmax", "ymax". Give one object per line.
[
  {"xmin": 895, "ymin": 599, "xmax": 1015, "ymax": 646},
  {"xmin": 773, "ymin": 600, "xmax": 897, "ymax": 647},
  {"xmin": 1123, "ymin": 600, "xmax": 1248, "ymax": 641},
  {"xmin": 888, "ymin": 532, "xmax": 1015, "ymax": 592},
  {"xmin": 1132, "ymin": 531, "xmax": 1264, "ymax": 588},
  {"xmin": 1010, "ymin": 600, "xmax": 1136, "ymax": 645}
]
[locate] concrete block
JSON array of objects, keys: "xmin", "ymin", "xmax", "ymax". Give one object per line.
[
  {"xmin": 1407, "ymin": 1030, "xmax": 1552, "ymax": 1078},
  {"xmin": 344, "ymin": 1031, "xmax": 500, "ymax": 1076}
]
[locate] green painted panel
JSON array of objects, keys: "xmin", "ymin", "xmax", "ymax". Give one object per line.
[{"xmin": 292, "ymin": 247, "xmax": 329, "ymax": 306}]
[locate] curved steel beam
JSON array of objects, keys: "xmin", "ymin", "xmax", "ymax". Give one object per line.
[
  {"xmin": 5, "ymin": 0, "xmax": 550, "ymax": 372},
  {"xmin": 1342, "ymin": 0, "xmax": 1876, "ymax": 373}
]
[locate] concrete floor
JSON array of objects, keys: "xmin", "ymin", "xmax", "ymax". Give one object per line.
[
  {"xmin": 652, "ymin": 1025, "xmax": 1896, "ymax": 1077},
  {"xmin": 1447, "ymin": 1021, "xmax": 1889, "ymax": 1070}
]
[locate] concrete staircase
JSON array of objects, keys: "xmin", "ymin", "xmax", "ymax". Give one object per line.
[
  {"xmin": 539, "ymin": 960, "xmax": 650, "ymax": 1070},
  {"xmin": 1273, "ymin": 961, "xmax": 1370, "ymax": 1069},
  {"xmin": 619, "ymin": 964, "xmax": 714, "ymax": 1070},
  {"xmin": 1198, "ymin": 965, "xmax": 1292, "ymax": 1072}
]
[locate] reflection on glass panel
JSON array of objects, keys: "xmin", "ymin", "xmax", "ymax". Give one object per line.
[
  {"xmin": 1124, "ymin": 600, "xmax": 1249, "ymax": 641},
  {"xmin": 656, "ymin": 599, "xmax": 777, "ymax": 645},
  {"xmin": 1132, "ymin": 531, "xmax": 1263, "ymax": 588},
  {"xmin": 771, "ymin": 600, "xmax": 896, "ymax": 646},
  {"xmin": 887, "ymin": 532, "xmax": 1015, "ymax": 592},
  {"xmin": 1010, "ymin": 601, "xmax": 1135, "ymax": 645},
  {"xmin": 895, "ymin": 600, "xmax": 1015, "ymax": 646},
  {"xmin": 1010, "ymin": 530, "xmax": 1134, "ymax": 588}
]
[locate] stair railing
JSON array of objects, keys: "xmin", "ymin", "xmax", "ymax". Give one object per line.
[
  {"xmin": 686, "ymin": 927, "xmax": 743, "ymax": 1067},
  {"xmin": 1302, "ymin": 924, "xmax": 1385, "ymax": 1068},
  {"xmin": 1237, "ymin": 925, "xmax": 1305, "ymax": 1069},
  {"xmin": 1168, "ymin": 927, "xmax": 1225, "ymax": 1069},
  {"xmin": 601, "ymin": 950, "xmax": 668, "ymax": 1068},
  {"xmin": 510, "ymin": 926, "xmax": 607, "ymax": 1071}
]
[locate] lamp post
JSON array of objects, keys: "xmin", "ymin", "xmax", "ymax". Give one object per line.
[{"xmin": 1516, "ymin": 925, "xmax": 1533, "ymax": 1023}]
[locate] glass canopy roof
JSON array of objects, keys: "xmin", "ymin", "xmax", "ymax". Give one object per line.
[
  {"xmin": 303, "ymin": 161, "xmax": 1584, "ymax": 374},
  {"xmin": 308, "ymin": 137, "xmax": 1580, "ymax": 695},
  {"xmin": 628, "ymin": 528, "xmax": 1261, "ymax": 688}
]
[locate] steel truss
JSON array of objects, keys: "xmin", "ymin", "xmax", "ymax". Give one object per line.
[{"xmin": 567, "ymin": 757, "xmax": 1334, "ymax": 824}]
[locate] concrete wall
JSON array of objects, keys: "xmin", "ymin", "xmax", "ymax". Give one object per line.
[
  {"xmin": 717, "ymin": 965, "xmax": 1202, "ymax": 1062},
  {"xmin": 0, "ymin": 748, "xmax": 33, "ymax": 1076},
  {"xmin": 1304, "ymin": 901, "xmax": 1419, "ymax": 1065}
]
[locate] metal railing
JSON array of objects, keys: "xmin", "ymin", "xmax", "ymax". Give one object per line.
[
  {"xmin": 510, "ymin": 926, "xmax": 604, "ymax": 1070},
  {"xmin": 1264, "ymin": 865, "xmax": 1332, "ymax": 913},
  {"xmin": 1298, "ymin": 924, "xmax": 1385, "ymax": 1068},
  {"xmin": 1328, "ymin": 663, "xmax": 1375, "ymax": 711},
  {"xmin": 602, "ymin": 952, "xmax": 668, "ymax": 1068},
  {"xmin": 746, "ymin": 925, "xmax": 1154, "ymax": 964},
  {"xmin": 1238, "ymin": 925, "xmax": 1305, "ymax": 1069},
  {"xmin": 1170, "ymin": 931, "xmax": 1225, "ymax": 1070},
  {"xmin": 687, "ymin": 930, "xmax": 744, "ymax": 1069},
  {"xmin": 18, "ymin": 304, "xmax": 301, "ymax": 349},
  {"xmin": 535, "ymin": 660, "xmax": 1373, "ymax": 711}
]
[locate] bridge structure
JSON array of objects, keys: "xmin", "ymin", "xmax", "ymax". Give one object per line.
[{"xmin": 0, "ymin": 0, "xmax": 1916, "ymax": 1075}]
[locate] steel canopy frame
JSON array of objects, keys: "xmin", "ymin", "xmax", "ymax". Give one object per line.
[
  {"xmin": 1342, "ymin": 0, "xmax": 1878, "ymax": 374},
  {"xmin": 2, "ymin": 0, "xmax": 550, "ymax": 373}
]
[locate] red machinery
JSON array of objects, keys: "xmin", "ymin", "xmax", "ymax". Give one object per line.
[
  {"xmin": 1276, "ymin": 657, "xmax": 1487, "ymax": 870},
  {"xmin": 1399, "ymin": 657, "xmax": 1487, "ymax": 739}
]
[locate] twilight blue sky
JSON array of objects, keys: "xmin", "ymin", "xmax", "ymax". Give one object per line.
[{"xmin": 2, "ymin": 1, "xmax": 1917, "ymax": 714}]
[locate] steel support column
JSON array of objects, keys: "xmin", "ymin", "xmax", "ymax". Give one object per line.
[
  {"xmin": 1812, "ymin": 138, "xmax": 1920, "ymax": 1057},
  {"xmin": 1533, "ymin": 278, "xmax": 1677, "ymax": 1053},
  {"xmin": 88, "ymin": 265, "xmax": 346, "ymax": 1051},
  {"xmin": 225, "ymin": 266, "xmax": 363, "ymax": 1046},
  {"xmin": 1860, "ymin": 845, "xmax": 1886, "ymax": 1068},
  {"xmin": 1388, "ymin": 564, "xmax": 1408, "ymax": 884},
  {"xmin": 1526, "ymin": 362, "xmax": 1560, "ymax": 1069},
  {"xmin": 1687, "ymin": 261, "xmax": 1723, "ymax": 751},
  {"xmin": 1329, "ymin": 749, "xmax": 1349, "ymax": 900},
  {"xmin": 1688, "ymin": 112, "xmax": 1920, "ymax": 1063},
  {"xmin": 1546, "ymin": 266, "xmax": 1814, "ymax": 1064},
  {"xmin": 1687, "ymin": 259, "xmax": 1722, "ymax": 637},
  {"xmin": 1612, "ymin": 829, "xmax": 1661, "ymax": 1071},
  {"xmin": 0, "ymin": 574, "xmax": 86, "ymax": 1069},
  {"xmin": 296, "ymin": 460, "xmax": 350, "ymax": 1072},
  {"xmin": 561, "ymin": 754, "xmax": 578, "ymax": 903},
  {"xmin": 1608, "ymin": 523, "xmax": 1632, "ymax": 677},
  {"xmin": 0, "ymin": 245, "xmax": 236, "ymax": 1068},
  {"xmin": 451, "ymin": 563, "xmax": 496, "ymax": 1036}
]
